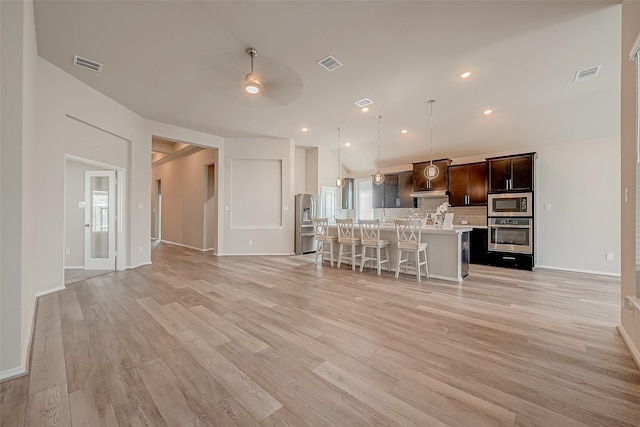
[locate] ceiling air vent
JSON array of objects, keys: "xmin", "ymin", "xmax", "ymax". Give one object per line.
[
  {"xmin": 574, "ymin": 65, "xmax": 601, "ymax": 82},
  {"xmin": 317, "ymin": 55, "xmax": 343, "ymax": 72},
  {"xmin": 354, "ymin": 98, "xmax": 373, "ymax": 108},
  {"xmin": 73, "ymin": 55, "xmax": 103, "ymax": 72}
]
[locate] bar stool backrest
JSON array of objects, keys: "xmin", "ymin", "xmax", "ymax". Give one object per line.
[
  {"xmin": 395, "ymin": 218, "xmax": 423, "ymax": 248},
  {"xmin": 359, "ymin": 219, "xmax": 382, "ymax": 242},
  {"xmin": 312, "ymin": 218, "xmax": 330, "ymax": 237},
  {"xmin": 336, "ymin": 218, "xmax": 356, "ymax": 240}
]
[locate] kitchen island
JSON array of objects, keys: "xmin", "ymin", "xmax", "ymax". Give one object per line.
[{"xmin": 329, "ymin": 223, "xmax": 471, "ymax": 282}]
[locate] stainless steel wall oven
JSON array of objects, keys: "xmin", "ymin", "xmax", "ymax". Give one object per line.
[{"xmin": 488, "ymin": 217, "xmax": 533, "ymax": 254}]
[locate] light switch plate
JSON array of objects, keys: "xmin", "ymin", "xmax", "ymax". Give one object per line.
[{"xmin": 78, "ymin": 201, "xmax": 86, "ymax": 208}]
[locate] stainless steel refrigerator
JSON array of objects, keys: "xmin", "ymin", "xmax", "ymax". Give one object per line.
[{"xmin": 294, "ymin": 193, "xmax": 320, "ymax": 254}]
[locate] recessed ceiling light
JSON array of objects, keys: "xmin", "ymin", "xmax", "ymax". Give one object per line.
[
  {"xmin": 401, "ymin": 129, "xmax": 408, "ymax": 134},
  {"xmin": 345, "ymin": 142, "xmax": 351, "ymax": 147},
  {"xmin": 361, "ymin": 107, "xmax": 369, "ymax": 112},
  {"xmin": 460, "ymin": 71, "xmax": 472, "ymax": 79},
  {"xmin": 301, "ymin": 127, "xmax": 308, "ymax": 132},
  {"xmin": 483, "ymin": 109, "xmax": 493, "ymax": 115}
]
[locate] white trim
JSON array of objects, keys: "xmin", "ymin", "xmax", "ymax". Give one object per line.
[
  {"xmin": 229, "ymin": 226, "xmax": 284, "ymax": 230},
  {"xmin": 36, "ymin": 286, "xmax": 66, "ymax": 297},
  {"xmin": 159, "ymin": 239, "xmax": 208, "ymax": 252},
  {"xmin": 219, "ymin": 252, "xmax": 295, "ymax": 256},
  {"xmin": 617, "ymin": 324, "xmax": 640, "ymax": 370},
  {"xmin": 115, "ymin": 170, "xmax": 126, "ymax": 271},
  {"xmin": 64, "ymin": 266, "xmax": 84, "ymax": 270},
  {"xmin": 535, "ymin": 264, "xmax": 620, "ymax": 277},
  {"xmin": 630, "ymin": 32, "xmax": 640, "ymax": 61},
  {"xmin": 128, "ymin": 261, "xmax": 152, "ymax": 269},
  {"xmin": 0, "ymin": 366, "xmax": 26, "ymax": 382}
]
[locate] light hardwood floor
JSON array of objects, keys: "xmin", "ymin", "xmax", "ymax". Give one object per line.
[{"xmin": 1, "ymin": 242, "xmax": 639, "ymax": 426}]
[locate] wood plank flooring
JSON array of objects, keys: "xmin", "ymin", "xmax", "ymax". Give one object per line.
[{"xmin": 2, "ymin": 242, "xmax": 639, "ymax": 426}]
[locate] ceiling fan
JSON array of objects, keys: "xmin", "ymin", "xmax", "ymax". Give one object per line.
[{"xmin": 196, "ymin": 46, "xmax": 304, "ymax": 107}]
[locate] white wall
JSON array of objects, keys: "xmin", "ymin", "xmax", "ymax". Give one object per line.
[
  {"xmin": 151, "ymin": 149, "xmax": 218, "ymax": 250},
  {"xmin": 1, "ymin": 0, "xmax": 28, "ymax": 377},
  {"xmin": 305, "ymin": 148, "xmax": 318, "ymax": 194},
  {"xmin": 534, "ymin": 137, "xmax": 620, "ymax": 275},
  {"xmin": 223, "ymin": 137, "xmax": 294, "ymax": 255},
  {"xmin": 295, "ymin": 147, "xmax": 306, "ymax": 195},
  {"xmin": 64, "ymin": 160, "xmax": 108, "ymax": 268}
]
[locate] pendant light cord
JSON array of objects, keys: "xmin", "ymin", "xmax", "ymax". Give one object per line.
[
  {"xmin": 428, "ymin": 100, "xmax": 435, "ymax": 166},
  {"xmin": 377, "ymin": 115, "xmax": 382, "ymax": 170},
  {"xmin": 337, "ymin": 127, "xmax": 341, "ymax": 176}
]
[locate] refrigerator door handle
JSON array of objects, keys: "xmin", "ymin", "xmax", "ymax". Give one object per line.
[{"xmin": 311, "ymin": 197, "xmax": 316, "ymax": 218}]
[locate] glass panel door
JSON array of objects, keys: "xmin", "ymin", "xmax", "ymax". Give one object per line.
[{"xmin": 84, "ymin": 171, "xmax": 116, "ymax": 270}]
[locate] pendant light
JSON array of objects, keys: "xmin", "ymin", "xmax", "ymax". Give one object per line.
[
  {"xmin": 372, "ymin": 115, "xmax": 385, "ymax": 185},
  {"xmin": 243, "ymin": 47, "xmax": 262, "ymax": 95},
  {"xmin": 424, "ymin": 99, "xmax": 439, "ymax": 180},
  {"xmin": 336, "ymin": 127, "xmax": 345, "ymax": 188}
]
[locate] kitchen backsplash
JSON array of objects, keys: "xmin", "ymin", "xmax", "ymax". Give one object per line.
[{"xmin": 335, "ymin": 198, "xmax": 487, "ymax": 227}]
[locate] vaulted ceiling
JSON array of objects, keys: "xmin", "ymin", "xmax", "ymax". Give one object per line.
[{"xmin": 33, "ymin": 1, "xmax": 620, "ymax": 172}]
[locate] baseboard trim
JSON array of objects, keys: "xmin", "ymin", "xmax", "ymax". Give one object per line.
[
  {"xmin": 0, "ymin": 366, "xmax": 26, "ymax": 382},
  {"xmin": 535, "ymin": 264, "xmax": 620, "ymax": 277},
  {"xmin": 219, "ymin": 252, "xmax": 295, "ymax": 256},
  {"xmin": 64, "ymin": 266, "xmax": 84, "ymax": 270},
  {"xmin": 35, "ymin": 285, "xmax": 66, "ymax": 297},
  {"xmin": 159, "ymin": 239, "xmax": 208, "ymax": 252},
  {"xmin": 617, "ymin": 324, "xmax": 640, "ymax": 370},
  {"xmin": 128, "ymin": 261, "xmax": 152, "ymax": 269}
]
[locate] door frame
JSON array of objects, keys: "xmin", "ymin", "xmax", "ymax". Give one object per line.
[{"xmin": 64, "ymin": 154, "xmax": 126, "ymax": 274}]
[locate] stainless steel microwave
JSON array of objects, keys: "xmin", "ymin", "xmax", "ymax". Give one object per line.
[{"xmin": 488, "ymin": 192, "xmax": 532, "ymax": 217}]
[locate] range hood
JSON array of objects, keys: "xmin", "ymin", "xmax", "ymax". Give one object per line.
[{"xmin": 410, "ymin": 190, "xmax": 448, "ymax": 198}]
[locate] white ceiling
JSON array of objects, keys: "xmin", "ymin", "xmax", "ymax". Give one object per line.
[{"xmin": 33, "ymin": 1, "xmax": 621, "ymax": 173}]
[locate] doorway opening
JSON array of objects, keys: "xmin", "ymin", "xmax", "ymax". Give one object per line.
[{"xmin": 63, "ymin": 155, "xmax": 126, "ymax": 285}]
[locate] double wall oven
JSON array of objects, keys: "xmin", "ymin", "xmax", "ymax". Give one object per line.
[{"xmin": 487, "ymin": 192, "xmax": 533, "ymax": 268}]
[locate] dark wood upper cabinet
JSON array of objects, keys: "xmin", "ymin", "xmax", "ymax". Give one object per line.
[
  {"xmin": 412, "ymin": 159, "xmax": 451, "ymax": 191},
  {"xmin": 448, "ymin": 162, "xmax": 487, "ymax": 206},
  {"xmin": 487, "ymin": 153, "xmax": 535, "ymax": 192},
  {"xmin": 340, "ymin": 178, "xmax": 355, "ymax": 209},
  {"xmin": 397, "ymin": 171, "xmax": 414, "ymax": 208},
  {"xmin": 372, "ymin": 174, "xmax": 399, "ymax": 208}
]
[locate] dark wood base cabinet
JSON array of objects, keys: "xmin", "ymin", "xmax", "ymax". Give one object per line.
[
  {"xmin": 485, "ymin": 251, "xmax": 534, "ymax": 271},
  {"xmin": 470, "ymin": 228, "xmax": 489, "ymax": 265}
]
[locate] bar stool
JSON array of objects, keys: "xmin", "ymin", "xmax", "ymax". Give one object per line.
[
  {"xmin": 336, "ymin": 218, "xmax": 362, "ymax": 270},
  {"xmin": 312, "ymin": 218, "xmax": 337, "ymax": 266},
  {"xmin": 394, "ymin": 218, "xmax": 429, "ymax": 283},
  {"xmin": 358, "ymin": 219, "xmax": 390, "ymax": 275}
]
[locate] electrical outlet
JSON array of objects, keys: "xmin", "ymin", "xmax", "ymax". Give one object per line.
[
  {"xmin": 65, "ymin": 248, "xmax": 70, "ymax": 255},
  {"xmin": 248, "ymin": 240, "xmax": 253, "ymax": 246},
  {"xmin": 461, "ymin": 220, "xmax": 468, "ymax": 225},
  {"xmin": 606, "ymin": 253, "xmax": 614, "ymax": 261},
  {"xmin": 139, "ymin": 246, "xmax": 143, "ymax": 253}
]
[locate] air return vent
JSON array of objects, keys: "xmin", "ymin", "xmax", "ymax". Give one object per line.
[
  {"xmin": 317, "ymin": 55, "xmax": 343, "ymax": 71},
  {"xmin": 574, "ymin": 65, "xmax": 600, "ymax": 82},
  {"xmin": 73, "ymin": 55, "xmax": 103, "ymax": 72},
  {"xmin": 354, "ymin": 98, "xmax": 373, "ymax": 108}
]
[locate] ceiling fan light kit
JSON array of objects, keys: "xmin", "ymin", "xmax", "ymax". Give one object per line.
[
  {"xmin": 424, "ymin": 99, "xmax": 440, "ymax": 181},
  {"xmin": 244, "ymin": 47, "xmax": 261, "ymax": 95}
]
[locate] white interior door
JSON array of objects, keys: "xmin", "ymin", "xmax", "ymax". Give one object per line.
[{"xmin": 84, "ymin": 171, "xmax": 116, "ymax": 270}]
